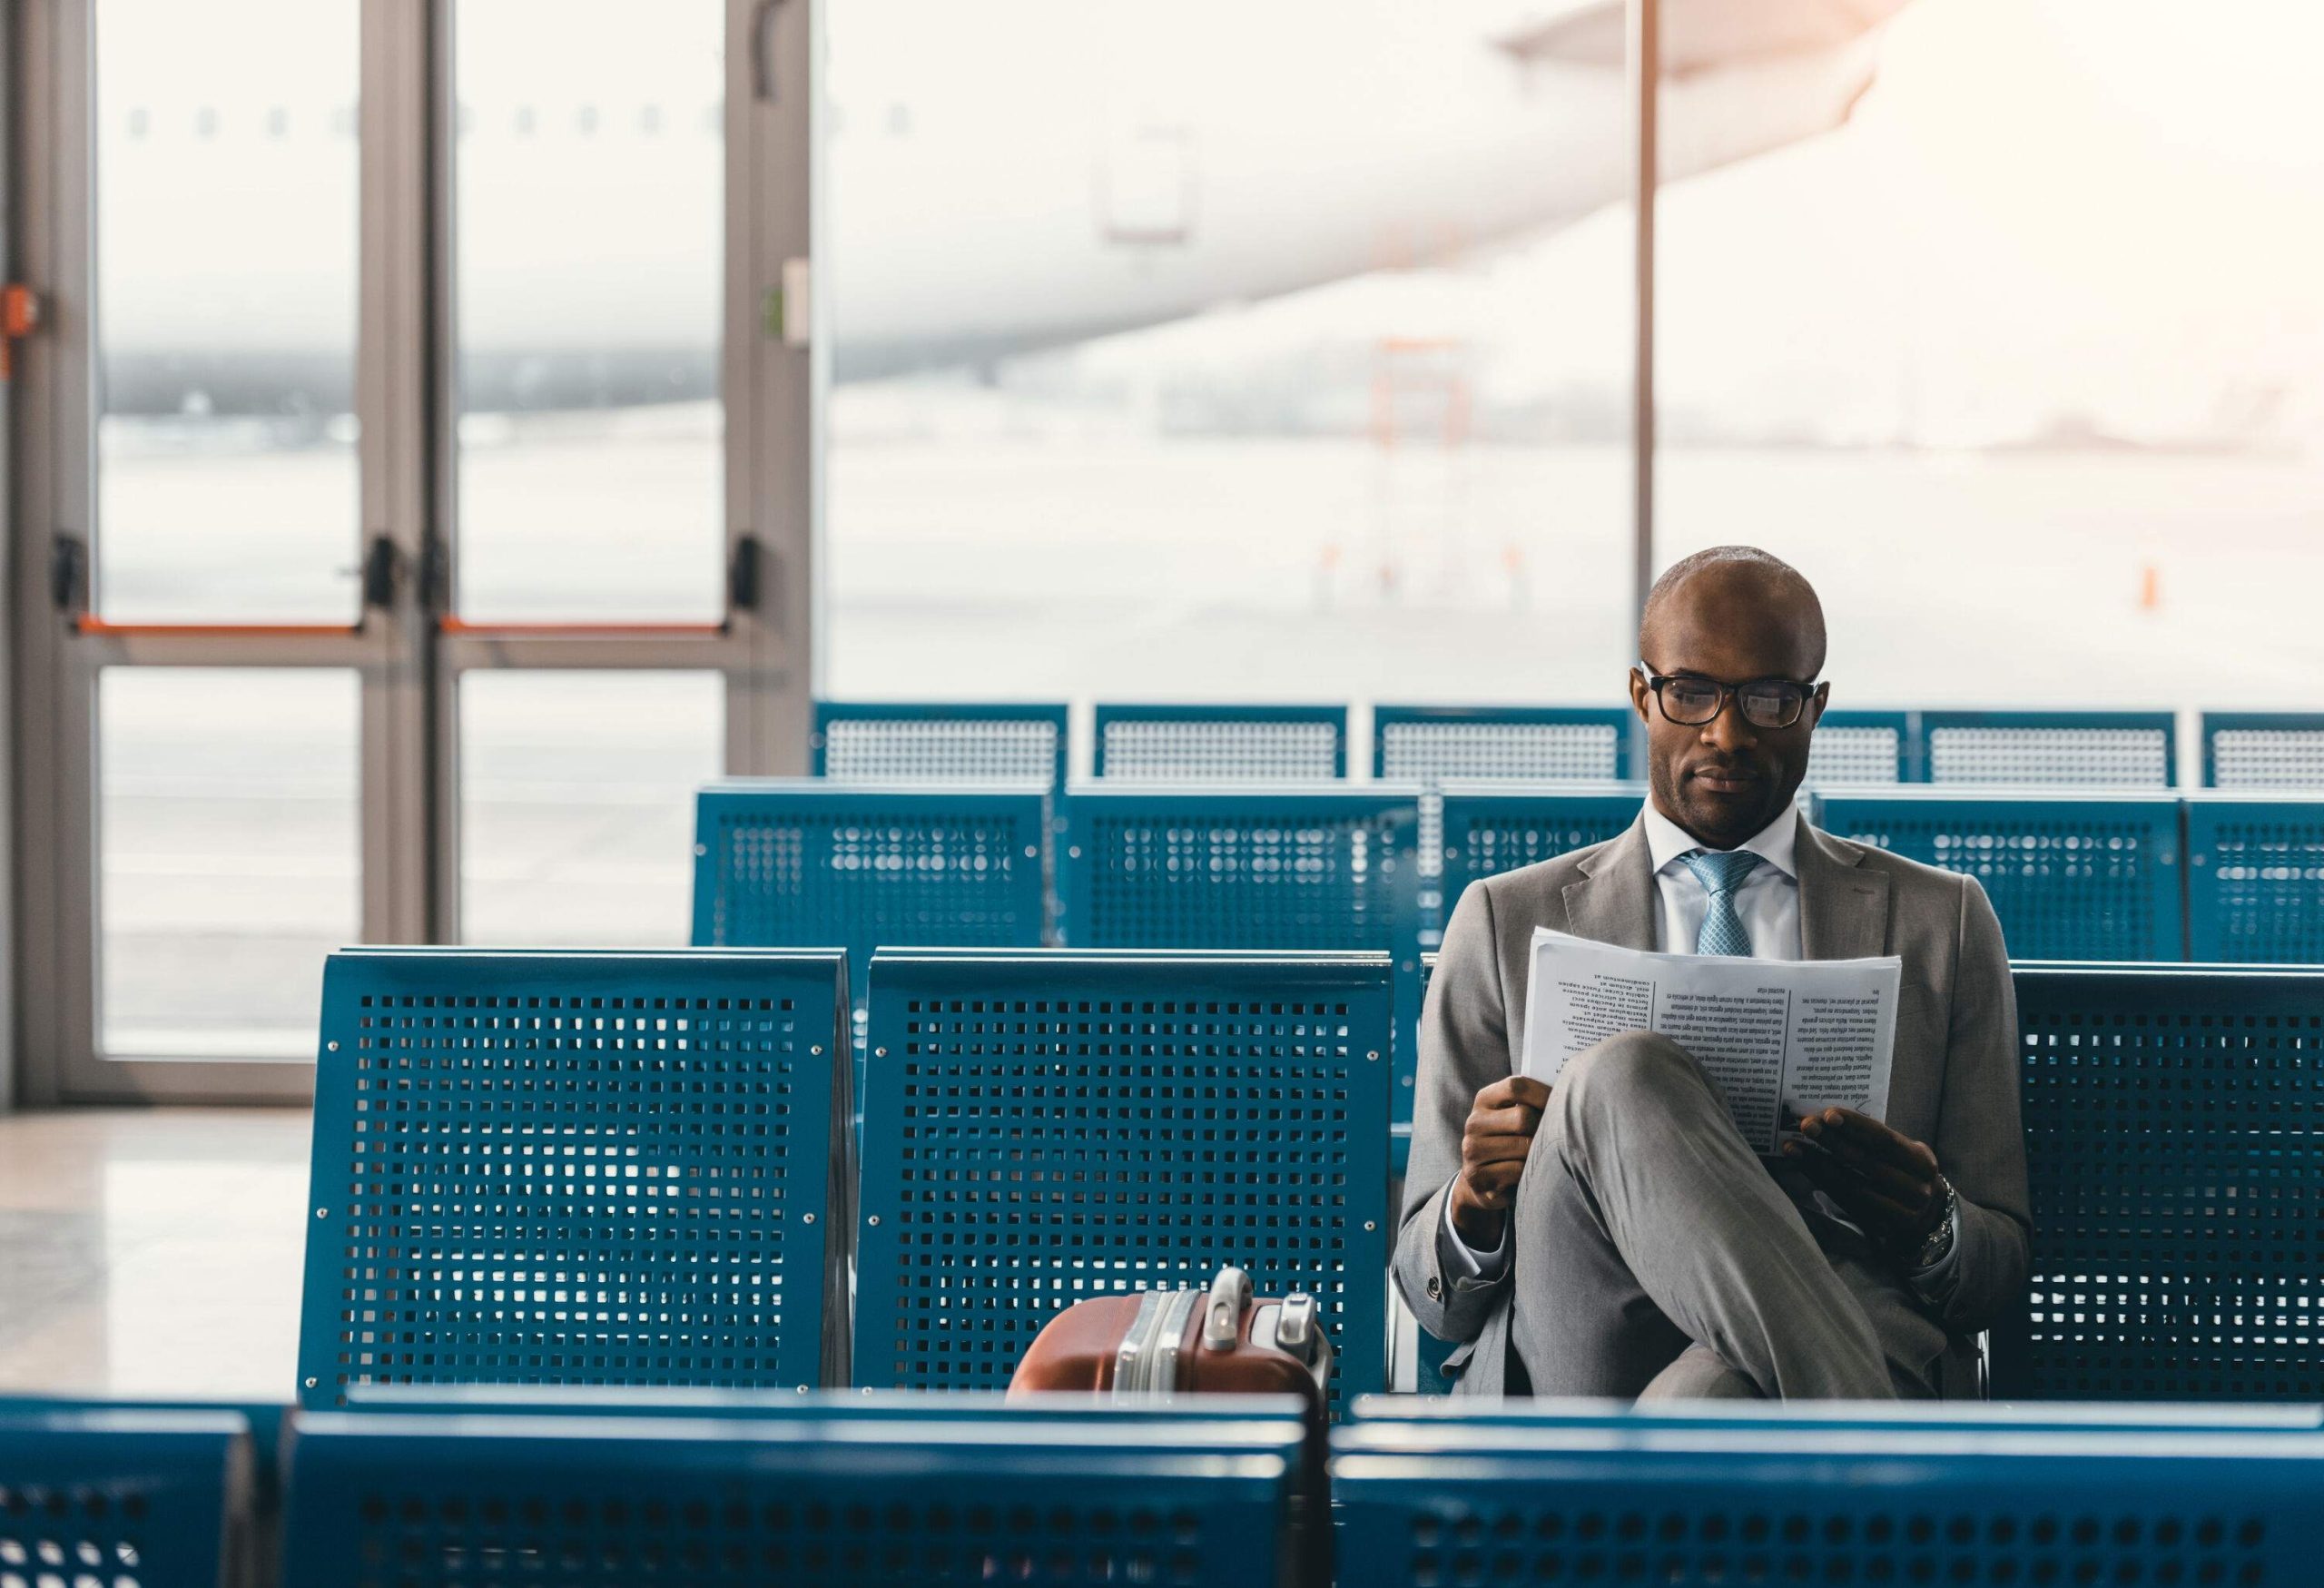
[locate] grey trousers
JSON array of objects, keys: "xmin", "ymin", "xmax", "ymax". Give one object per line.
[{"xmin": 1508, "ymin": 1029, "xmax": 1902, "ymax": 1401}]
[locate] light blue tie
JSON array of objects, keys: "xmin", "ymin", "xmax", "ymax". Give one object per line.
[{"xmin": 1680, "ymin": 849, "xmax": 1763, "ymax": 956}]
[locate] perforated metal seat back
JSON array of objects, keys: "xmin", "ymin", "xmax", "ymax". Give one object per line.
[
  {"xmin": 1372, "ymin": 708, "xmax": 1631, "ymax": 784},
  {"xmin": 1437, "ymin": 788, "xmax": 1641, "ymax": 915},
  {"xmin": 2186, "ymin": 796, "xmax": 2324, "ymax": 962},
  {"xmin": 1066, "ymin": 788, "xmax": 1416, "ymax": 953},
  {"xmin": 1805, "ymin": 710, "xmax": 1915, "ymax": 785},
  {"xmin": 691, "ymin": 784, "xmax": 1051, "ymax": 960},
  {"xmin": 1923, "ymin": 711, "xmax": 2178, "ymax": 788},
  {"xmin": 2002, "ymin": 967, "xmax": 2324, "ymax": 1401},
  {"xmin": 281, "ymin": 1413, "xmax": 1301, "ymax": 1588},
  {"xmin": 811, "ymin": 702, "xmax": 1068, "ymax": 794},
  {"xmin": 298, "ymin": 949, "xmax": 853, "ymax": 1408},
  {"xmin": 1817, "ymin": 793, "xmax": 2184, "ymax": 960},
  {"xmin": 1331, "ymin": 1425, "xmax": 2324, "ymax": 1588},
  {"xmin": 856, "ymin": 950, "xmax": 1394, "ymax": 1407},
  {"xmin": 1093, "ymin": 705, "xmax": 1347, "ymax": 782},
  {"xmin": 0, "ymin": 1407, "xmax": 253, "ymax": 1588},
  {"xmin": 2205, "ymin": 714, "xmax": 2324, "ymax": 790}
]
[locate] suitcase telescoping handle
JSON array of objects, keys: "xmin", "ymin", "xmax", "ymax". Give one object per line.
[{"xmin": 1203, "ymin": 1267, "xmax": 1253, "ymax": 1352}]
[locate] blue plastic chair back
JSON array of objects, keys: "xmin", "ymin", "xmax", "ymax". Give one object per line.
[
  {"xmin": 297, "ymin": 949, "xmax": 853, "ymax": 1407},
  {"xmin": 1063, "ymin": 786, "xmax": 1417, "ymax": 954},
  {"xmin": 1921, "ymin": 708, "xmax": 2179, "ymax": 787},
  {"xmin": 0, "ymin": 1404, "xmax": 253, "ymax": 1588},
  {"xmin": 1817, "ymin": 790, "xmax": 2184, "ymax": 960},
  {"xmin": 281, "ymin": 1407, "xmax": 1302, "ymax": 1588},
  {"xmin": 692, "ymin": 781, "xmax": 1051, "ymax": 956},
  {"xmin": 1061, "ymin": 784, "xmax": 1421, "ymax": 1149},
  {"xmin": 1330, "ymin": 1418, "xmax": 2324, "ymax": 1587},
  {"xmin": 2184, "ymin": 794, "xmax": 2324, "ymax": 962},
  {"xmin": 2203, "ymin": 711, "xmax": 2324, "ymax": 790},
  {"xmin": 1806, "ymin": 708, "xmax": 1919, "ymax": 784},
  {"xmin": 856, "ymin": 949, "xmax": 1393, "ymax": 1407},
  {"xmin": 691, "ymin": 781, "xmax": 1052, "ymax": 1071},
  {"xmin": 2003, "ymin": 965, "xmax": 2324, "ymax": 1399},
  {"xmin": 1370, "ymin": 705, "xmax": 1634, "ymax": 784},
  {"xmin": 1435, "ymin": 785, "xmax": 1642, "ymax": 921},
  {"xmin": 810, "ymin": 699, "xmax": 1069, "ymax": 796},
  {"xmin": 1092, "ymin": 703, "xmax": 1347, "ymax": 781},
  {"xmin": 342, "ymin": 1385, "xmax": 1313, "ymax": 1428},
  {"xmin": 1347, "ymin": 1395, "xmax": 2324, "ymax": 1434}
]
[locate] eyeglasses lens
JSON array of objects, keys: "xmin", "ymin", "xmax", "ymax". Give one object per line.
[{"xmin": 1738, "ymin": 686, "xmax": 1804, "ymax": 729}]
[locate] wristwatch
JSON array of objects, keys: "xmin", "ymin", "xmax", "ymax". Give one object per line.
[{"xmin": 1913, "ymin": 1176, "xmax": 1958, "ymax": 1269}]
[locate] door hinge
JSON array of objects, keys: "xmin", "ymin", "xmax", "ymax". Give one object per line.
[
  {"xmin": 360, "ymin": 533, "xmax": 402, "ymax": 612},
  {"xmin": 49, "ymin": 533, "xmax": 86, "ymax": 616},
  {"xmin": 729, "ymin": 534, "xmax": 766, "ymax": 615}
]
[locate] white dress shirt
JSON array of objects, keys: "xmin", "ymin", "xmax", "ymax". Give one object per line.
[{"xmin": 1441, "ymin": 800, "xmax": 1961, "ymax": 1296}]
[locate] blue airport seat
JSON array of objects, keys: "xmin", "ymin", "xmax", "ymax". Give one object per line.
[
  {"xmin": 2202, "ymin": 711, "xmax": 2324, "ymax": 790},
  {"xmin": 1370, "ymin": 705, "xmax": 1635, "ymax": 784},
  {"xmin": 1921, "ymin": 708, "xmax": 2179, "ymax": 787},
  {"xmin": 1330, "ymin": 1415, "xmax": 2324, "ymax": 1588},
  {"xmin": 281, "ymin": 1406, "xmax": 1304, "ymax": 1588},
  {"xmin": 1817, "ymin": 789, "xmax": 2184, "ymax": 960},
  {"xmin": 810, "ymin": 699, "xmax": 1069, "ymax": 796},
  {"xmin": 343, "ymin": 1385, "xmax": 1315, "ymax": 1429},
  {"xmin": 691, "ymin": 781, "xmax": 1052, "ymax": 1067},
  {"xmin": 1347, "ymin": 1395, "xmax": 2324, "ymax": 1434},
  {"xmin": 2003, "ymin": 965, "xmax": 2324, "ymax": 1400},
  {"xmin": 297, "ymin": 948, "xmax": 853, "ymax": 1408},
  {"xmin": 2185, "ymin": 794, "xmax": 2324, "ymax": 962},
  {"xmin": 1806, "ymin": 707, "xmax": 1919, "ymax": 784},
  {"xmin": 856, "ymin": 949, "xmax": 1394, "ymax": 1406},
  {"xmin": 0, "ymin": 1403, "xmax": 254, "ymax": 1588},
  {"xmin": 1061, "ymin": 784, "xmax": 1421, "ymax": 1156},
  {"xmin": 1092, "ymin": 702, "xmax": 1348, "ymax": 781},
  {"xmin": 1435, "ymin": 784, "xmax": 1642, "ymax": 920}
]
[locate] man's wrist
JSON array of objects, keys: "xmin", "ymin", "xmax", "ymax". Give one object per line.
[{"xmin": 1448, "ymin": 1173, "xmax": 1508, "ymax": 1249}]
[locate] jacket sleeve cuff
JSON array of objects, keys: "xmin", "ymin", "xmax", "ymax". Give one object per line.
[{"xmin": 1440, "ymin": 1187, "xmax": 1511, "ymax": 1280}]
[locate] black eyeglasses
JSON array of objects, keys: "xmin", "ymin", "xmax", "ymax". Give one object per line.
[{"xmin": 1637, "ymin": 663, "xmax": 1823, "ymax": 730}]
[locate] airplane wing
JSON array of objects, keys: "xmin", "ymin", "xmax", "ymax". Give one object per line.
[{"xmin": 1499, "ymin": 0, "xmax": 1912, "ymax": 78}]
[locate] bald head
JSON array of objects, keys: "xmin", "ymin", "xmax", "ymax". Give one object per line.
[
  {"xmin": 1639, "ymin": 546, "xmax": 1827, "ymax": 678},
  {"xmin": 1628, "ymin": 546, "xmax": 1829, "ymax": 848}
]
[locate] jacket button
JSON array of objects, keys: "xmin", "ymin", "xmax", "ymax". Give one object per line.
[{"xmin": 1426, "ymin": 1276, "xmax": 1442, "ymax": 1302}]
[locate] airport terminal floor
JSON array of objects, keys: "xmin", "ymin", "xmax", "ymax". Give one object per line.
[{"xmin": 0, "ymin": 1110, "xmax": 305, "ymax": 1398}]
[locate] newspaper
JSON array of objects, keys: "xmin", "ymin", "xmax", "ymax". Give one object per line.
[{"xmin": 1519, "ymin": 928, "xmax": 1902, "ymax": 1157}]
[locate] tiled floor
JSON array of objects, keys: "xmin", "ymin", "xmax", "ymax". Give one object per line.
[{"xmin": 0, "ymin": 1107, "xmax": 310, "ymax": 1398}]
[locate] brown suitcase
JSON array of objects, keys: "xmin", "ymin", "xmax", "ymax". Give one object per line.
[
  {"xmin": 1008, "ymin": 1265, "xmax": 1334, "ymax": 1415},
  {"xmin": 1009, "ymin": 1266, "xmax": 1334, "ymax": 1587}
]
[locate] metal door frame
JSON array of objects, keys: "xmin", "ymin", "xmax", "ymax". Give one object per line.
[{"xmin": 10, "ymin": 0, "xmax": 820, "ymax": 1103}]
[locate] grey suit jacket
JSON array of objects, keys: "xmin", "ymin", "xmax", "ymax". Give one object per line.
[{"xmin": 1393, "ymin": 814, "xmax": 2032, "ymax": 1398}]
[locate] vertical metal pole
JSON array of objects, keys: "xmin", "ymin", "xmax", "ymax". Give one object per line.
[{"xmin": 1629, "ymin": 0, "xmax": 1658, "ymax": 636}]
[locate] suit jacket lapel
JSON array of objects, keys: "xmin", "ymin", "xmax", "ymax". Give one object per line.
[
  {"xmin": 1796, "ymin": 818, "xmax": 1891, "ymax": 961},
  {"xmin": 1561, "ymin": 817, "xmax": 1659, "ymax": 951}
]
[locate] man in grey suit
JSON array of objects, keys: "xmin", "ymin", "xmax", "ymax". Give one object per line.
[{"xmin": 1395, "ymin": 546, "xmax": 2030, "ymax": 1400}]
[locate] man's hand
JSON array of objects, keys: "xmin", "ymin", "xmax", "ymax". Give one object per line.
[
  {"xmin": 1780, "ymin": 1107, "xmax": 1947, "ymax": 1260},
  {"xmin": 1448, "ymin": 1075, "xmax": 1551, "ymax": 1250}
]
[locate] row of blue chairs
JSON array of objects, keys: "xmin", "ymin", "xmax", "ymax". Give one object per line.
[
  {"xmin": 700, "ymin": 779, "xmax": 2324, "ymax": 972},
  {"xmin": 15, "ymin": 1394, "xmax": 2324, "ymax": 1588},
  {"xmin": 691, "ymin": 781, "xmax": 2324, "ymax": 1142},
  {"xmin": 296, "ymin": 947, "xmax": 2324, "ymax": 1414},
  {"xmin": 812, "ymin": 699, "xmax": 2324, "ymax": 791}
]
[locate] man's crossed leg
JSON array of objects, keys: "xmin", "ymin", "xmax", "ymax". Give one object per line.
[{"xmin": 1503, "ymin": 1029, "xmax": 1898, "ymax": 1400}]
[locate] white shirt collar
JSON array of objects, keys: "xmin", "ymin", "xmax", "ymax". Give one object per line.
[{"xmin": 1641, "ymin": 799, "xmax": 1799, "ymax": 882}]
